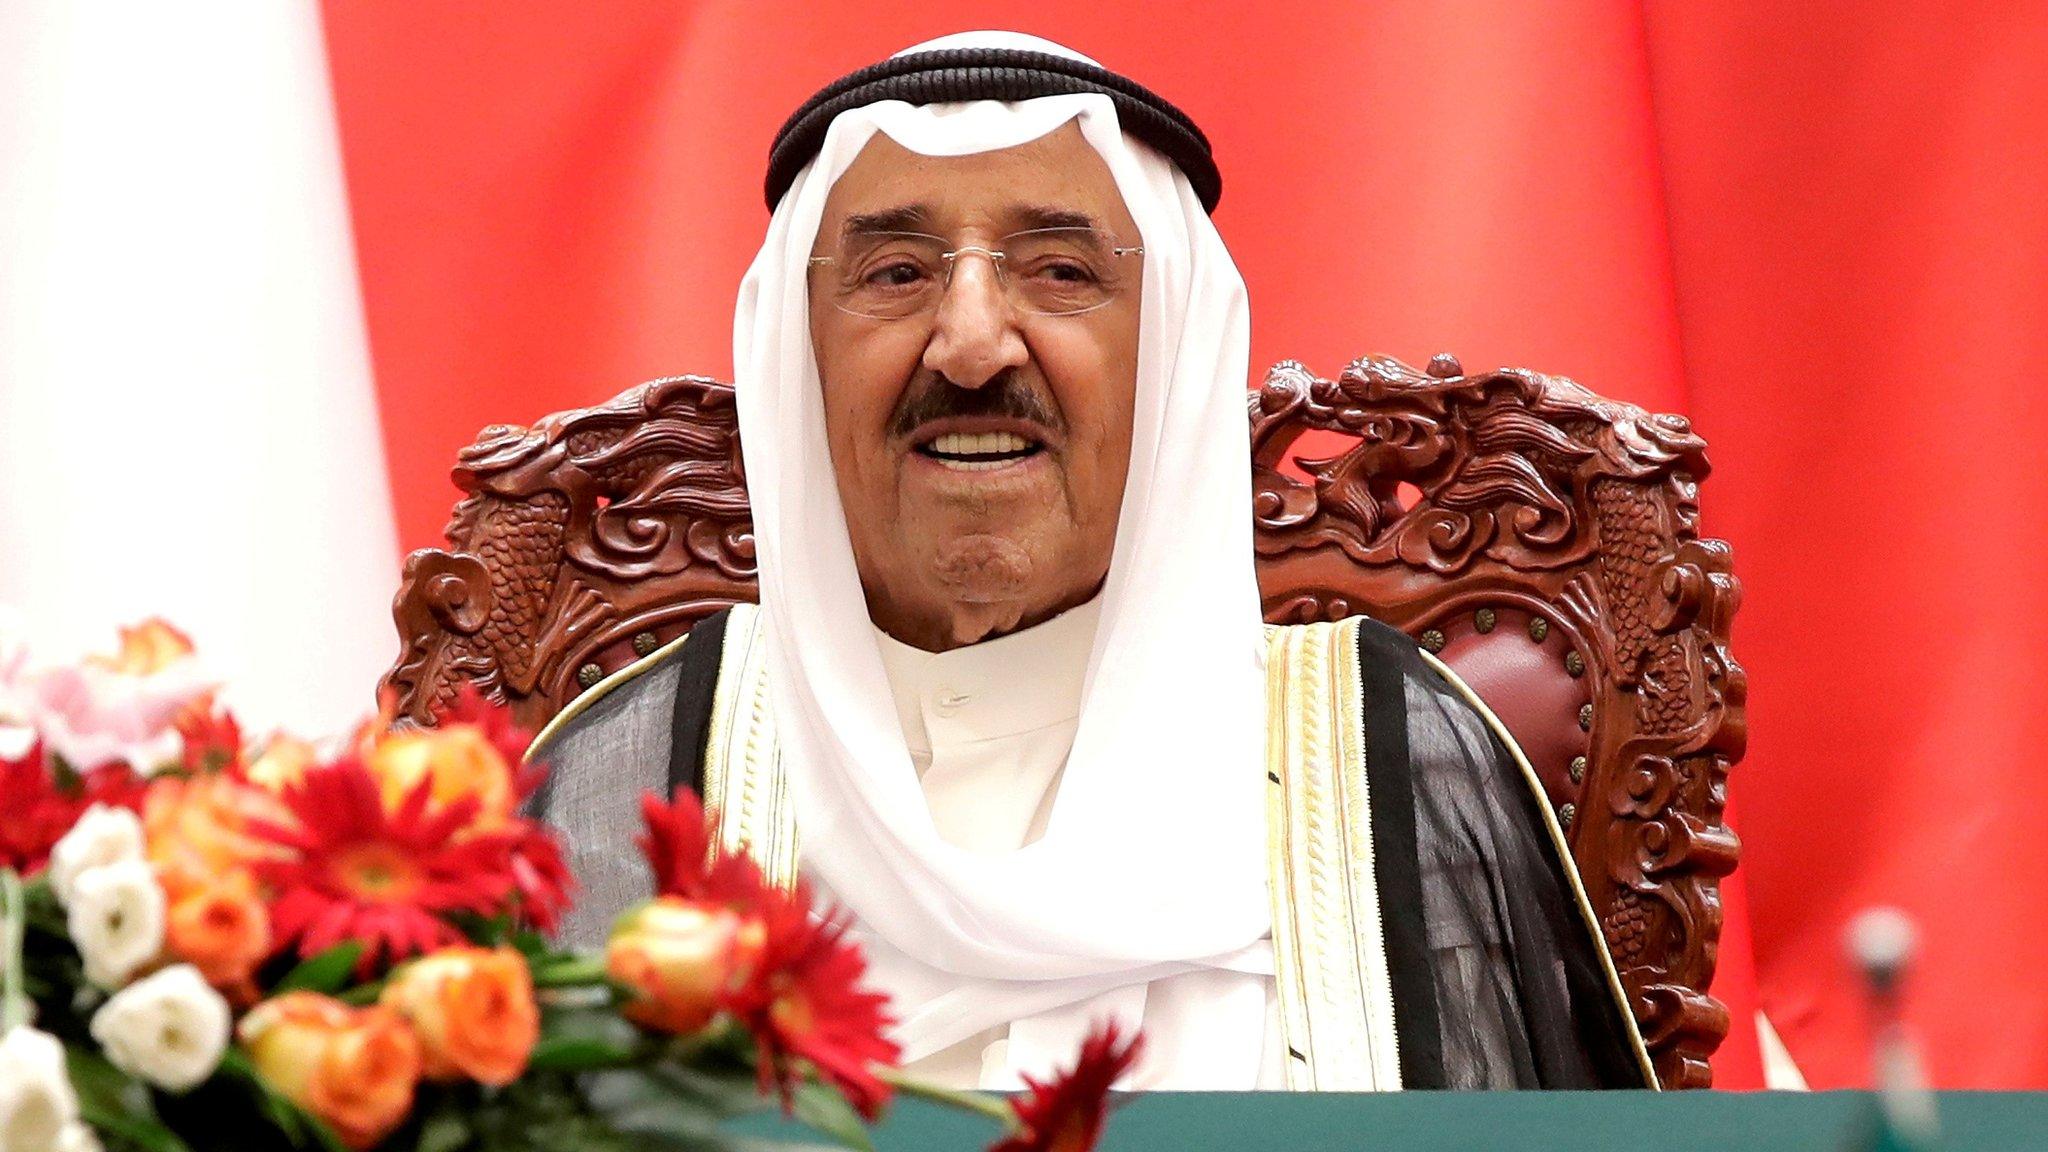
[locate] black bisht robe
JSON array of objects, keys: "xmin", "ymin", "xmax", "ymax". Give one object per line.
[{"xmin": 529, "ymin": 609, "xmax": 1650, "ymax": 1090}]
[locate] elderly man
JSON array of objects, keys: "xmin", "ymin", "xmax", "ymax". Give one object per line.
[{"xmin": 530, "ymin": 31, "xmax": 1652, "ymax": 1093}]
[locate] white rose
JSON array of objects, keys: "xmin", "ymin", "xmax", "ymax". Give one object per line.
[
  {"xmin": 49, "ymin": 805, "xmax": 146, "ymax": 909},
  {"xmin": 88, "ymin": 964, "xmax": 230, "ymax": 1092},
  {"xmin": 0, "ymin": 1026, "xmax": 80, "ymax": 1152},
  {"xmin": 66, "ymin": 859, "xmax": 166, "ymax": 989}
]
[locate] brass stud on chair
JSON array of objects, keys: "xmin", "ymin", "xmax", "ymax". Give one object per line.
[
  {"xmin": 1559, "ymin": 802, "xmax": 1577, "ymax": 830},
  {"xmin": 1564, "ymin": 651, "xmax": 1586, "ymax": 678},
  {"xmin": 1578, "ymin": 703, "xmax": 1594, "ymax": 731},
  {"xmin": 1474, "ymin": 608, "xmax": 1496, "ymax": 634},
  {"xmin": 1569, "ymin": 755, "xmax": 1587, "ymax": 784},
  {"xmin": 1419, "ymin": 629, "xmax": 1446, "ymax": 654},
  {"xmin": 576, "ymin": 662, "xmax": 604, "ymax": 689},
  {"xmin": 1528, "ymin": 616, "xmax": 1550, "ymax": 643},
  {"xmin": 632, "ymin": 631, "xmax": 659, "ymax": 657}
]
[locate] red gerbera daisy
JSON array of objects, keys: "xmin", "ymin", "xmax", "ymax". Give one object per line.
[
  {"xmin": 253, "ymin": 756, "xmax": 514, "ymax": 974},
  {"xmin": 429, "ymin": 683, "xmax": 534, "ymax": 773},
  {"xmin": 0, "ymin": 742, "xmax": 145, "ymax": 876},
  {"xmin": 989, "ymin": 1021, "xmax": 1143, "ymax": 1152},
  {"xmin": 500, "ymin": 817, "xmax": 575, "ymax": 935},
  {"xmin": 638, "ymin": 790, "xmax": 770, "ymax": 906},
  {"xmin": 722, "ymin": 881, "xmax": 901, "ymax": 1121}
]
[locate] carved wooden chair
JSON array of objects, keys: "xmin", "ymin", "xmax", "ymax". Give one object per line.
[{"xmin": 382, "ymin": 352, "xmax": 1745, "ymax": 1089}]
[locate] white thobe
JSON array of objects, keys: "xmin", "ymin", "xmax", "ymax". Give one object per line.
[{"xmin": 836, "ymin": 597, "xmax": 1288, "ymax": 1090}]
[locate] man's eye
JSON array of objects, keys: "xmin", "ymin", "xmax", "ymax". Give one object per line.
[
  {"xmin": 1028, "ymin": 259, "xmax": 1100, "ymax": 284},
  {"xmin": 864, "ymin": 260, "xmax": 929, "ymax": 288}
]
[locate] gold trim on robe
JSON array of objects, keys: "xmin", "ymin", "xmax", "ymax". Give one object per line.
[
  {"xmin": 700, "ymin": 603, "xmax": 800, "ymax": 891},
  {"xmin": 1263, "ymin": 617, "xmax": 1403, "ymax": 1090},
  {"xmin": 526, "ymin": 632, "xmax": 692, "ymax": 765}
]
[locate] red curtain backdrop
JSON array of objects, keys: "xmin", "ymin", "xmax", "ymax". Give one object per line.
[{"xmin": 321, "ymin": 2, "xmax": 2047, "ymax": 1088}]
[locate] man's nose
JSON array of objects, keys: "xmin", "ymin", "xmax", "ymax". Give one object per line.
[{"xmin": 922, "ymin": 253, "xmax": 1028, "ymax": 389}]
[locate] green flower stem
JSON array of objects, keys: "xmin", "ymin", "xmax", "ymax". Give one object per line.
[
  {"xmin": 878, "ymin": 1068, "xmax": 1020, "ymax": 1132},
  {"xmin": 529, "ymin": 955, "xmax": 610, "ymax": 988},
  {"xmin": 2, "ymin": 868, "xmax": 28, "ymax": 1033}
]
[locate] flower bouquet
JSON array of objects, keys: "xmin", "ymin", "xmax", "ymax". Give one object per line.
[{"xmin": 0, "ymin": 619, "xmax": 1137, "ymax": 1152}]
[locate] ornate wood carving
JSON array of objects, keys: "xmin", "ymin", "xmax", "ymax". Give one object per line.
[
  {"xmin": 384, "ymin": 354, "xmax": 1745, "ymax": 1088},
  {"xmin": 383, "ymin": 376, "xmax": 757, "ymax": 734},
  {"xmin": 1251, "ymin": 353, "xmax": 1745, "ymax": 1088}
]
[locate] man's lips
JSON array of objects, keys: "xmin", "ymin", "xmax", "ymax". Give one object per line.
[{"xmin": 903, "ymin": 417, "xmax": 1058, "ymax": 472}]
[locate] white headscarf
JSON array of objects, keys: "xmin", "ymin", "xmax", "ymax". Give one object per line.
[{"xmin": 732, "ymin": 31, "xmax": 1269, "ymax": 1082}]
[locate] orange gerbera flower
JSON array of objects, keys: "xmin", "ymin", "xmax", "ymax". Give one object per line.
[
  {"xmin": 722, "ymin": 882, "xmax": 900, "ymax": 1121},
  {"xmin": 988, "ymin": 1021, "xmax": 1143, "ymax": 1152},
  {"xmin": 253, "ymin": 757, "xmax": 513, "ymax": 973}
]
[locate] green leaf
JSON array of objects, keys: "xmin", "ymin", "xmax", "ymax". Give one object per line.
[
  {"xmin": 529, "ymin": 1037, "xmax": 641, "ymax": 1072},
  {"xmin": 66, "ymin": 1046, "xmax": 152, "ymax": 1115},
  {"xmin": 510, "ymin": 930, "xmax": 553, "ymax": 960},
  {"xmin": 272, "ymin": 941, "xmax": 365, "ymax": 995},
  {"xmin": 464, "ymin": 912, "xmax": 514, "ymax": 946},
  {"xmin": 790, "ymin": 1081, "xmax": 875, "ymax": 1152},
  {"xmin": 78, "ymin": 1104, "xmax": 194, "ymax": 1152},
  {"xmin": 65, "ymin": 1047, "xmax": 192, "ymax": 1152}
]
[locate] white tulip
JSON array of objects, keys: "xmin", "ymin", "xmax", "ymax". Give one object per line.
[
  {"xmin": 66, "ymin": 859, "xmax": 165, "ymax": 989},
  {"xmin": 0, "ymin": 1027, "xmax": 80, "ymax": 1152},
  {"xmin": 88, "ymin": 964, "xmax": 230, "ymax": 1092},
  {"xmin": 48, "ymin": 805, "xmax": 146, "ymax": 909}
]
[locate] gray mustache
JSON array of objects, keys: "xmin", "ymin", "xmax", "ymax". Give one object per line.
[{"xmin": 887, "ymin": 371, "xmax": 1065, "ymax": 440}]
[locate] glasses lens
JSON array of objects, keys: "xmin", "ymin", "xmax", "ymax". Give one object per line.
[
  {"xmin": 828, "ymin": 232, "xmax": 948, "ymax": 319},
  {"xmin": 1004, "ymin": 228, "xmax": 1123, "ymax": 316},
  {"xmin": 816, "ymin": 227, "xmax": 1136, "ymax": 319}
]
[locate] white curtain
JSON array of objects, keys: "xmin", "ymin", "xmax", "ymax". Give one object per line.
[{"xmin": 0, "ymin": 1, "xmax": 401, "ymax": 739}]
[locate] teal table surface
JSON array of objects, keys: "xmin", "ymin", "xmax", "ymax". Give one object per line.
[{"xmin": 738, "ymin": 1091, "xmax": 2047, "ymax": 1151}]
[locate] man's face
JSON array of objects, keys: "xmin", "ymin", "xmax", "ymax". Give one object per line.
[{"xmin": 808, "ymin": 123, "xmax": 1141, "ymax": 651}]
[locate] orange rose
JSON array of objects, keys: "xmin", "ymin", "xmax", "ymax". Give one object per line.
[
  {"xmin": 164, "ymin": 869, "xmax": 271, "ymax": 996},
  {"xmin": 246, "ymin": 734, "xmax": 319, "ymax": 793},
  {"xmin": 238, "ymin": 992, "xmax": 422, "ymax": 1151},
  {"xmin": 379, "ymin": 946, "xmax": 538, "ymax": 1085},
  {"xmin": 89, "ymin": 618, "xmax": 195, "ymax": 675},
  {"xmin": 144, "ymin": 773, "xmax": 290, "ymax": 895},
  {"xmin": 606, "ymin": 897, "xmax": 764, "ymax": 1035},
  {"xmin": 365, "ymin": 726, "xmax": 516, "ymax": 831}
]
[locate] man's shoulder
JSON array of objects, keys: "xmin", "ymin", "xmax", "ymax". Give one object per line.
[
  {"xmin": 527, "ymin": 641, "xmax": 687, "ymax": 766},
  {"xmin": 1263, "ymin": 612, "xmax": 1435, "ymax": 681},
  {"xmin": 526, "ymin": 608, "xmax": 727, "ymax": 759}
]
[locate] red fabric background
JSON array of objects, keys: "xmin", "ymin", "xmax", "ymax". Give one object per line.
[{"xmin": 322, "ymin": 1, "xmax": 2046, "ymax": 1087}]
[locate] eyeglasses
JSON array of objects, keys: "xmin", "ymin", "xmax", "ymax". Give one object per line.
[{"xmin": 808, "ymin": 226, "xmax": 1144, "ymax": 319}]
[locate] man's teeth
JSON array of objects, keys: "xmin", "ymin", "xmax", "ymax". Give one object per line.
[
  {"xmin": 927, "ymin": 431, "xmax": 1032, "ymax": 456},
  {"xmin": 921, "ymin": 431, "xmax": 1038, "ymax": 470}
]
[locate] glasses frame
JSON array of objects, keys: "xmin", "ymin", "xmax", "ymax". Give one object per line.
[{"xmin": 807, "ymin": 226, "xmax": 1145, "ymax": 320}]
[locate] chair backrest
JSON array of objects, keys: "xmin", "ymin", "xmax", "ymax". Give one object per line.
[{"xmin": 383, "ymin": 353, "xmax": 1745, "ymax": 1089}]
